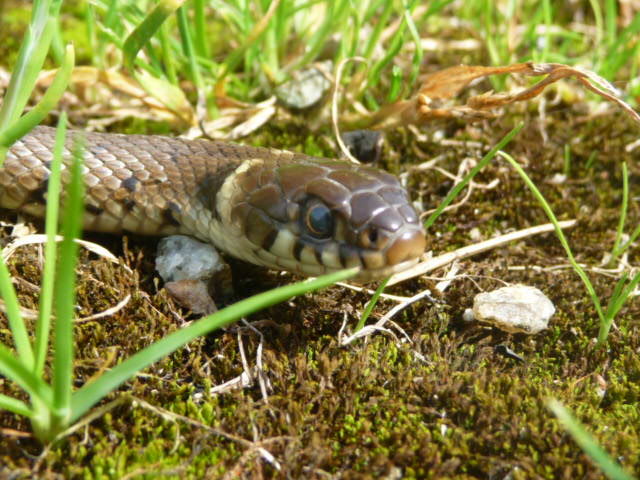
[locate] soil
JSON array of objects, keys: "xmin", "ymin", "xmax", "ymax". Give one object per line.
[{"xmin": 0, "ymin": 3, "xmax": 638, "ymax": 479}]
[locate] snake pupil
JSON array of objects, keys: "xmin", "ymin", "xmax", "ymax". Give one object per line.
[{"xmin": 306, "ymin": 203, "xmax": 333, "ymax": 238}]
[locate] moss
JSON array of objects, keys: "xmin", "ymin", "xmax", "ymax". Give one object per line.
[
  {"xmin": 1, "ymin": 3, "xmax": 639, "ymax": 479},
  {"xmin": 0, "ymin": 4, "xmax": 31, "ymax": 68}
]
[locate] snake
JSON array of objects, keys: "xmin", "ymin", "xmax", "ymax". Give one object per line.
[{"xmin": 0, "ymin": 126, "xmax": 426, "ymax": 281}]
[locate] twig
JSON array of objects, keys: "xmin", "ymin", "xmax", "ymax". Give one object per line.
[
  {"xmin": 332, "ymin": 57, "xmax": 366, "ymax": 163},
  {"xmin": 388, "ymin": 220, "xmax": 577, "ymax": 285}
]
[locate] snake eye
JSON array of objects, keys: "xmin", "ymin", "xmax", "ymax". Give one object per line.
[{"xmin": 305, "ymin": 203, "xmax": 334, "ymax": 238}]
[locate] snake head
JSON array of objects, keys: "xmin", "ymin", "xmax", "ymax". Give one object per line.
[{"xmin": 223, "ymin": 155, "xmax": 426, "ymax": 281}]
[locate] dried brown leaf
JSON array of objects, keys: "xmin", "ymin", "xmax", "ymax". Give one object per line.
[
  {"xmin": 349, "ymin": 62, "xmax": 640, "ymax": 130},
  {"xmin": 37, "ymin": 66, "xmax": 195, "ymax": 127}
]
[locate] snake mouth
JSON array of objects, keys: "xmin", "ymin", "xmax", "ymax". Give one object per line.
[
  {"xmin": 352, "ymin": 257, "xmax": 421, "ymax": 282},
  {"xmin": 341, "ymin": 225, "xmax": 427, "ymax": 281},
  {"xmin": 241, "ymin": 222, "xmax": 427, "ymax": 282}
]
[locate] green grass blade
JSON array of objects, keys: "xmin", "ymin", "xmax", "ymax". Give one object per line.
[
  {"xmin": 218, "ymin": 0, "xmax": 284, "ymax": 83},
  {"xmin": 70, "ymin": 267, "xmax": 358, "ymax": 422},
  {"xmin": 0, "ymin": 45, "xmax": 74, "ymax": 150},
  {"xmin": 51, "ymin": 137, "xmax": 85, "ymax": 423},
  {"xmin": 548, "ymin": 400, "xmax": 634, "ymax": 480},
  {"xmin": 94, "ymin": 25, "xmax": 160, "ymax": 77},
  {"xmin": 0, "ymin": 0, "xmax": 62, "ymax": 129},
  {"xmin": 34, "ymin": 114, "xmax": 68, "ymax": 376},
  {"xmin": 599, "ymin": 272, "xmax": 640, "ymax": 344},
  {"xmin": 498, "ymin": 151, "xmax": 606, "ymax": 326},
  {"xmin": 613, "ymin": 273, "xmax": 640, "ymax": 316},
  {"xmin": 362, "ymin": 1, "xmax": 393, "ymax": 61},
  {"xmin": 85, "ymin": 3, "xmax": 99, "ymax": 67},
  {"xmin": 604, "ymin": 273, "xmax": 629, "ymax": 318},
  {"xmin": 158, "ymin": 22, "xmax": 178, "ymax": 85},
  {"xmin": 123, "ymin": 0, "xmax": 187, "ymax": 72},
  {"xmin": 403, "ymin": 1, "xmax": 423, "ymax": 92},
  {"xmin": 355, "ymin": 276, "xmax": 390, "ymax": 332},
  {"xmin": 176, "ymin": 5, "xmax": 204, "ymax": 92},
  {"xmin": 120, "ymin": 0, "xmax": 195, "ymax": 121},
  {"xmin": 423, "ymin": 123, "xmax": 524, "ymax": 230},
  {"xmin": 541, "ymin": 0, "xmax": 552, "ymax": 62},
  {"xmin": 604, "ymin": 0, "xmax": 617, "ymax": 47},
  {"xmin": 49, "ymin": 15, "xmax": 65, "ymax": 65},
  {"xmin": 192, "ymin": 0, "xmax": 209, "ymax": 59},
  {"xmin": 387, "ymin": 65, "xmax": 403, "ymax": 102},
  {"xmin": 618, "ymin": 223, "xmax": 640, "ymax": 258},
  {"xmin": 290, "ymin": 0, "xmax": 350, "ymax": 72},
  {"xmin": 0, "ymin": 344, "xmax": 52, "ymax": 405},
  {"xmin": 609, "ymin": 162, "xmax": 627, "ymax": 266},
  {"xmin": 368, "ymin": 22, "xmax": 406, "ymax": 89},
  {"xmin": 0, "ymin": 259, "xmax": 34, "ymax": 369},
  {"xmin": 423, "ymin": 0, "xmax": 457, "ymax": 17},
  {"xmin": 598, "ymin": 12, "xmax": 640, "ymax": 78},
  {"xmin": 0, "ymin": 393, "xmax": 32, "ymax": 418}
]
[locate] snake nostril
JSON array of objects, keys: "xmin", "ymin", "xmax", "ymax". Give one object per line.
[
  {"xmin": 360, "ymin": 228, "xmax": 381, "ymax": 249},
  {"xmin": 368, "ymin": 229, "xmax": 378, "ymax": 245}
]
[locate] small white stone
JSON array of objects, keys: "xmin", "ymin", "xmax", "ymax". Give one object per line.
[
  {"xmin": 469, "ymin": 227, "xmax": 482, "ymax": 242},
  {"xmin": 549, "ymin": 173, "xmax": 567, "ymax": 185},
  {"xmin": 275, "ymin": 61, "xmax": 332, "ymax": 110},
  {"xmin": 155, "ymin": 235, "xmax": 225, "ymax": 283},
  {"xmin": 462, "ymin": 308, "xmax": 475, "ymax": 323},
  {"xmin": 472, "ymin": 284, "xmax": 555, "ymax": 334}
]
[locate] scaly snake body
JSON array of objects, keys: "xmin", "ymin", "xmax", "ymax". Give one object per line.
[{"xmin": 1, "ymin": 126, "xmax": 426, "ymax": 281}]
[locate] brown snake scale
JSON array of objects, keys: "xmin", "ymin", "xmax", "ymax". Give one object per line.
[{"xmin": 1, "ymin": 126, "xmax": 426, "ymax": 281}]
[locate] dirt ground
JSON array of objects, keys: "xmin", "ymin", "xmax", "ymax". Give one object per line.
[{"xmin": 0, "ymin": 3, "xmax": 639, "ymax": 479}]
